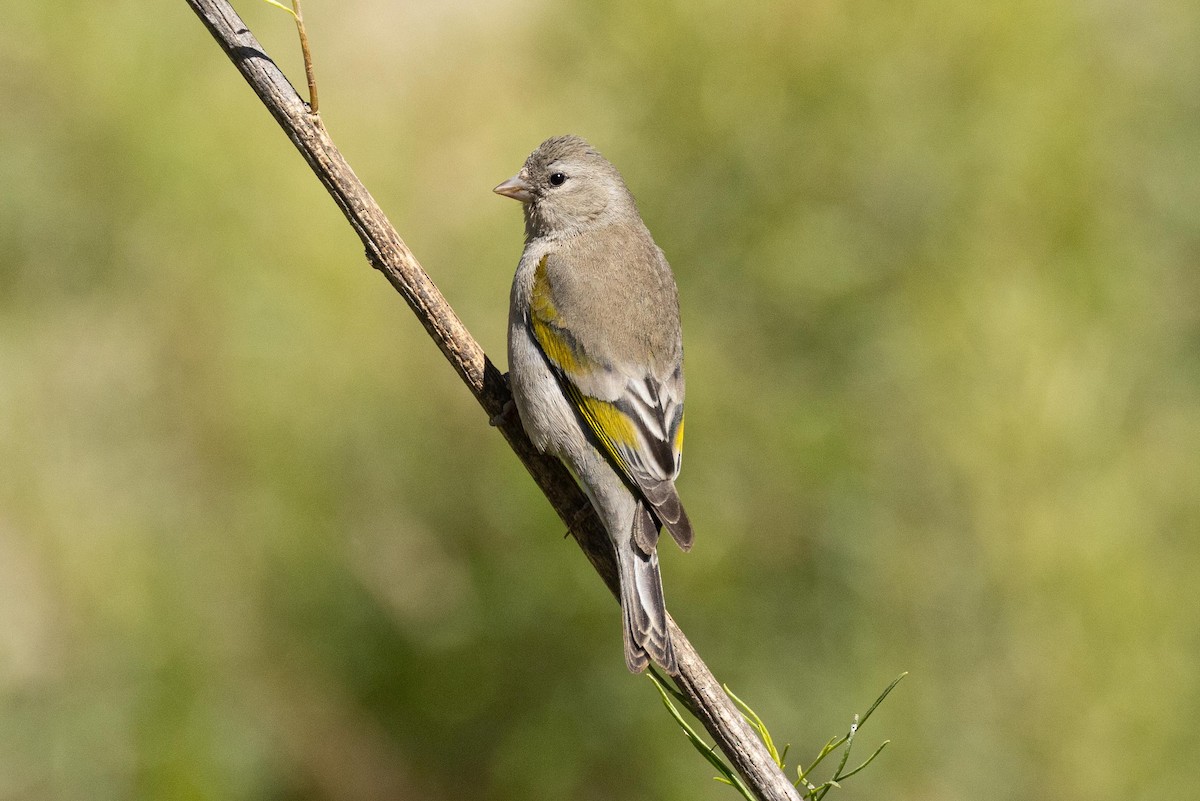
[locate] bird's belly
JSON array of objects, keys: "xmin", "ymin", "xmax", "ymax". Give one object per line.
[{"xmin": 508, "ymin": 321, "xmax": 587, "ymax": 462}]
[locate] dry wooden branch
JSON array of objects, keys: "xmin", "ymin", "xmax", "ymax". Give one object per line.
[{"xmin": 183, "ymin": 3, "xmax": 803, "ymax": 800}]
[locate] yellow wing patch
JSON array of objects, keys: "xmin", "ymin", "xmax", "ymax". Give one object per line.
[
  {"xmin": 575, "ymin": 395, "xmax": 639, "ymax": 471},
  {"xmin": 528, "ymin": 254, "xmax": 639, "ymax": 476},
  {"xmin": 530, "ymin": 255, "xmax": 555, "ymax": 318},
  {"xmin": 530, "ymin": 255, "xmax": 590, "ymax": 378}
]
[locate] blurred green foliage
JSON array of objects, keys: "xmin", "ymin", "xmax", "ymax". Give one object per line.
[{"xmin": 2, "ymin": 1, "xmax": 1199, "ymax": 799}]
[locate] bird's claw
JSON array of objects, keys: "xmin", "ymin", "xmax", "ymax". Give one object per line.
[{"xmin": 489, "ymin": 397, "xmax": 516, "ymax": 427}]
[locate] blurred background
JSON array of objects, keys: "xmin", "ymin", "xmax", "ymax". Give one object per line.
[{"xmin": 2, "ymin": 1, "xmax": 1199, "ymax": 799}]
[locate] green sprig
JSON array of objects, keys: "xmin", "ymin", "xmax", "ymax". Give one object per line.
[
  {"xmin": 648, "ymin": 667, "xmax": 756, "ymax": 800},
  {"xmin": 650, "ymin": 669, "xmax": 906, "ymax": 800}
]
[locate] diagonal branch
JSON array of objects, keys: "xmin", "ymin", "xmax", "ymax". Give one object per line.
[{"xmin": 183, "ymin": 3, "xmax": 803, "ymax": 800}]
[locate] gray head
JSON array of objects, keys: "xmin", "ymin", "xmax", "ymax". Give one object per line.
[{"xmin": 494, "ymin": 135, "xmax": 637, "ymax": 239}]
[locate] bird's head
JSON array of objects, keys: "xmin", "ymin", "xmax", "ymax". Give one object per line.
[{"xmin": 494, "ymin": 135, "xmax": 635, "ymax": 239}]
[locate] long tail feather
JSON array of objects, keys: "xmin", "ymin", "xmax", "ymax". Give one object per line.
[{"xmin": 619, "ymin": 503, "xmax": 677, "ymax": 674}]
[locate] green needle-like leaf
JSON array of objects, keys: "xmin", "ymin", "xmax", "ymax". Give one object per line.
[
  {"xmin": 799, "ymin": 734, "xmax": 843, "ymax": 783},
  {"xmin": 836, "ymin": 740, "xmax": 891, "ymax": 782},
  {"xmin": 725, "ymin": 684, "xmax": 782, "ymax": 766},
  {"xmin": 860, "ymin": 673, "xmax": 907, "ymax": 728},
  {"xmin": 262, "ymin": 0, "xmax": 297, "ymax": 18}
]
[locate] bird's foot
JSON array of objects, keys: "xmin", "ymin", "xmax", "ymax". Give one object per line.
[{"xmin": 489, "ymin": 397, "xmax": 516, "ymax": 427}]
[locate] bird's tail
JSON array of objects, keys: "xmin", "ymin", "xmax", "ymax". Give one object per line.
[{"xmin": 618, "ymin": 502, "xmax": 677, "ymax": 674}]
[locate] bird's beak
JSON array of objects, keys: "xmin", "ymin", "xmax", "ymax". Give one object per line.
[{"xmin": 493, "ymin": 174, "xmax": 534, "ymax": 204}]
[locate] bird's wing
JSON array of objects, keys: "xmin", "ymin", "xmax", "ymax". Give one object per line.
[{"xmin": 528, "ymin": 254, "xmax": 693, "ymax": 550}]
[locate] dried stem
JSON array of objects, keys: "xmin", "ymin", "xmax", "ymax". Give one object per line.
[
  {"xmin": 262, "ymin": 0, "xmax": 318, "ymax": 112},
  {"xmin": 290, "ymin": 0, "xmax": 318, "ymax": 113}
]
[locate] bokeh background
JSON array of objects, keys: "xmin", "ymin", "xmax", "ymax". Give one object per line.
[{"xmin": 3, "ymin": 1, "xmax": 1199, "ymax": 799}]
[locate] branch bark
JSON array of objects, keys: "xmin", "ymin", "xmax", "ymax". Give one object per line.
[{"xmin": 184, "ymin": 3, "xmax": 803, "ymax": 800}]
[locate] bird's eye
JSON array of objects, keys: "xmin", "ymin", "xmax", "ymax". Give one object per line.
[{"xmin": 549, "ymin": 172, "xmax": 567, "ymax": 186}]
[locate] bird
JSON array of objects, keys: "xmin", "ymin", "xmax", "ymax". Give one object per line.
[{"xmin": 494, "ymin": 135, "xmax": 693, "ymax": 674}]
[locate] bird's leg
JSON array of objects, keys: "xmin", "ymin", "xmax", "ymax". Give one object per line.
[
  {"xmin": 562, "ymin": 500, "xmax": 594, "ymax": 539},
  {"xmin": 488, "ymin": 374, "xmax": 517, "ymax": 427}
]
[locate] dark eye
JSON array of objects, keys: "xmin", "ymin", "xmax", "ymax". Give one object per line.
[{"xmin": 549, "ymin": 172, "xmax": 567, "ymax": 186}]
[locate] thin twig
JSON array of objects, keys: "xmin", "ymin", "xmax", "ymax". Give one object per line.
[
  {"xmin": 262, "ymin": 0, "xmax": 318, "ymax": 113},
  {"xmin": 182, "ymin": 3, "xmax": 803, "ymax": 800},
  {"xmin": 290, "ymin": 0, "xmax": 318, "ymax": 113}
]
